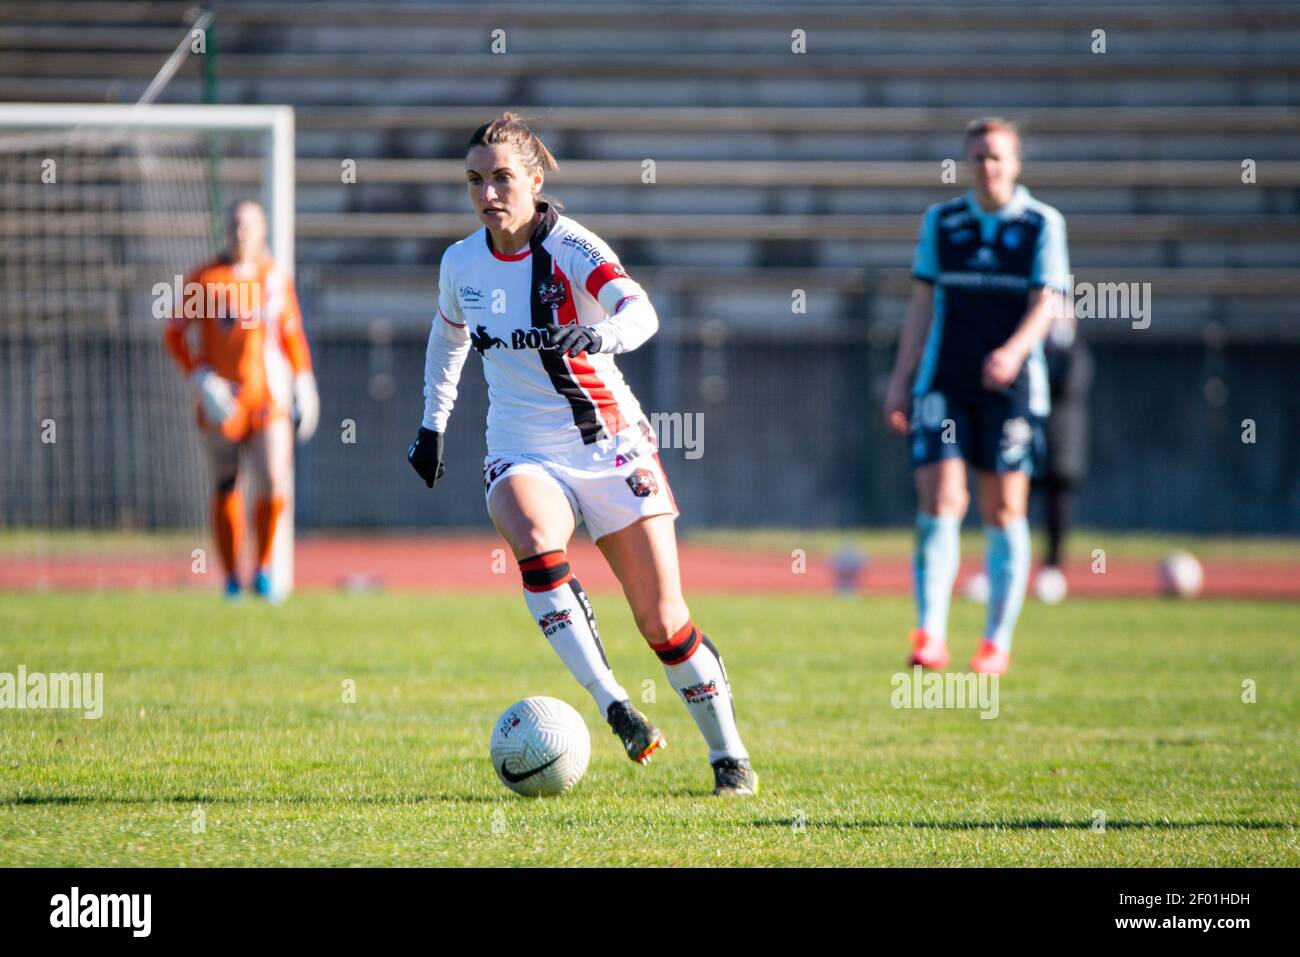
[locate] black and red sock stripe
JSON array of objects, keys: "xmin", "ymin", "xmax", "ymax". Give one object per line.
[
  {"xmin": 649, "ymin": 620, "xmax": 702, "ymax": 665},
  {"xmin": 519, "ymin": 550, "xmax": 572, "ymax": 592}
]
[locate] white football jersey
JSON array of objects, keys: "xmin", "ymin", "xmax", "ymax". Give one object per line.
[{"xmin": 423, "ymin": 203, "xmax": 658, "ymax": 456}]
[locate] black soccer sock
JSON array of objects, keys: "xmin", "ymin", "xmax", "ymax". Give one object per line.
[{"xmin": 1045, "ymin": 477, "xmax": 1072, "ymax": 569}]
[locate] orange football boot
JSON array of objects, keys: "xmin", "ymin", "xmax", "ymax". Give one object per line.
[
  {"xmin": 970, "ymin": 640, "xmax": 1011, "ymax": 675},
  {"xmin": 909, "ymin": 628, "xmax": 950, "ymax": 669}
]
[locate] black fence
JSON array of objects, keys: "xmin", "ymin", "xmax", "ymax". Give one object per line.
[{"xmin": 292, "ymin": 331, "xmax": 1300, "ymax": 535}]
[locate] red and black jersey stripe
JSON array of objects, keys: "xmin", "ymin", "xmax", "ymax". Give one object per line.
[
  {"xmin": 528, "ymin": 203, "xmax": 606, "ymax": 445},
  {"xmin": 554, "ymin": 265, "xmax": 629, "ymax": 437}
]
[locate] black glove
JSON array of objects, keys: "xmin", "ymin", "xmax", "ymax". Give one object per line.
[
  {"xmin": 407, "ymin": 427, "xmax": 445, "ymax": 488},
  {"xmin": 546, "ymin": 323, "xmax": 603, "ymax": 357}
]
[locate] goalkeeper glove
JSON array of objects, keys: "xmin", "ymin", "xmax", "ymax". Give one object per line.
[
  {"xmin": 293, "ymin": 370, "xmax": 320, "ymax": 442},
  {"xmin": 191, "ymin": 367, "xmax": 237, "ymax": 426},
  {"xmin": 407, "ymin": 427, "xmax": 445, "ymax": 488},
  {"xmin": 545, "ymin": 323, "xmax": 603, "ymax": 357}
]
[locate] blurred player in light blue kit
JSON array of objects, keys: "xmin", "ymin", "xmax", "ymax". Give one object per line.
[{"xmin": 883, "ymin": 118, "xmax": 1070, "ymax": 674}]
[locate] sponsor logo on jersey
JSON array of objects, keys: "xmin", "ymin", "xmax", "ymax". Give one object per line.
[
  {"xmin": 458, "ymin": 284, "xmax": 484, "ymax": 304},
  {"xmin": 626, "ymin": 468, "xmax": 658, "ymax": 498},
  {"xmin": 967, "ymin": 246, "xmax": 1001, "ymax": 271},
  {"xmin": 537, "ymin": 609, "xmax": 573, "ymax": 637},
  {"xmin": 680, "ymin": 680, "xmax": 718, "ymax": 703},
  {"xmin": 1001, "ymin": 226, "xmax": 1023, "ymax": 249},
  {"xmin": 472, "ymin": 325, "xmax": 580, "ymax": 354},
  {"xmin": 941, "ymin": 211, "xmax": 973, "ymax": 230},
  {"xmin": 536, "ymin": 278, "xmax": 568, "ymax": 308},
  {"xmin": 937, "ymin": 271, "xmax": 1032, "ymax": 292},
  {"xmin": 511, "ymin": 327, "xmax": 557, "ymax": 350},
  {"xmin": 470, "ymin": 324, "xmax": 507, "ymax": 356},
  {"xmin": 560, "ymin": 233, "xmax": 610, "ymax": 266}
]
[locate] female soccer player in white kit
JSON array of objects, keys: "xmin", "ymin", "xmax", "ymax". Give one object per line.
[{"xmin": 407, "ymin": 114, "xmax": 756, "ymax": 796}]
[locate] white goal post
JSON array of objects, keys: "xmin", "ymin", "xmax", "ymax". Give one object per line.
[
  {"xmin": 0, "ymin": 103, "xmax": 299, "ymax": 598},
  {"xmin": 0, "ymin": 103, "xmax": 294, "ymax": 274}
]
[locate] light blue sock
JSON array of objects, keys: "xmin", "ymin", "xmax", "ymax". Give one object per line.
[
  {"xmin": 985, "ymin": 518, "xmax": 1031, "ymax": 652},
  {"xmin": 914, "ymin": 513, "xmax": 960, "ymax": 642}
]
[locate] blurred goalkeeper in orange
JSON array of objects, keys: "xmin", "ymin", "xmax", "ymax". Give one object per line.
[{"xmin": 163, "ymin": 200, "xmax": 319, "ymax": 600}]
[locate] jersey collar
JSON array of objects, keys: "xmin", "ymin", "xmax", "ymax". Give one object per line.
[
  {"xmin": 964, "ymin": 184, "xmax": 1030, "ymax": 222},
  {"xmin": 530, "ymin": 201, "xmax": 559, "ymax": 247},
  {"xmin": 483, "ymin": 201, "xmax": 559, "ymax": 260}
]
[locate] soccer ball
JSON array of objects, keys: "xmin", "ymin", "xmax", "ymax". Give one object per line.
[
  {"xmin": 1158, "ymin": 550, "xmax": 1204, "ymax": 598},
  {"xmin": 1034, "ymin": 565, "xmax": 1068, "ymax": 605},
  {"xmin": 961, "ymin": 570, "xmax": 990, "ymax": 604},
  {"xmin": 490, "ymin": 696, "xmax": 591, "ymax": 797}
]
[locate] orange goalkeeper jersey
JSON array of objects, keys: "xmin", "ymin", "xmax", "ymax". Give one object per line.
[{"xmin": 163, "ymin": 255, "xmax": 311, "ymax": 412}]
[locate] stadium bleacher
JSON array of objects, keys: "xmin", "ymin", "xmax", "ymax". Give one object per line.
[{"xmin": 2, "ymin": 0, "xmax": 1297, "ymax": 533}]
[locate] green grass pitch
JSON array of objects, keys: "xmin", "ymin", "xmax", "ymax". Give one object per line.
[{"xmin": 1, "ymin": 590, "xmax": 1296, "ymax": 866}]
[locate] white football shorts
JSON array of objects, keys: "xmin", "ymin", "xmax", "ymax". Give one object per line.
[{"xmin": 482, "ymin": 430, "xmax": 679, "ymax": 542}]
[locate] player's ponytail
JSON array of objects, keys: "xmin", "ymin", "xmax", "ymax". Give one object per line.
[{"xmin": 468, "ymin": 112, "xmax": 564, "ymax": 211}]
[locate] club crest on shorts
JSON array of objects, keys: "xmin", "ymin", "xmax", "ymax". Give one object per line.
[
  {"xmin": 626, "ymin": 468, "xmax": 658, "ymax": 498},
  {"xmin": 536, "ymin": 278, "xmax": 568, "ymax": 309}
]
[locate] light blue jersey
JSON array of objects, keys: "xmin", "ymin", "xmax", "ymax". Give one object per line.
[{"xmin": 911, "ymin": 185, "xmax": 1069, "ymax": 417}]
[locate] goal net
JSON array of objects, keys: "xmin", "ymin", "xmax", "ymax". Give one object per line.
[{"xmin": 0, "ymin": 104, "xmax": 297, "ymax": 596}]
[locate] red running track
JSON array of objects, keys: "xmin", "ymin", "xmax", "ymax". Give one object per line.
[{"xmin": 1, "ymin": 533, "xmax": 1296, "ymax": 599}]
